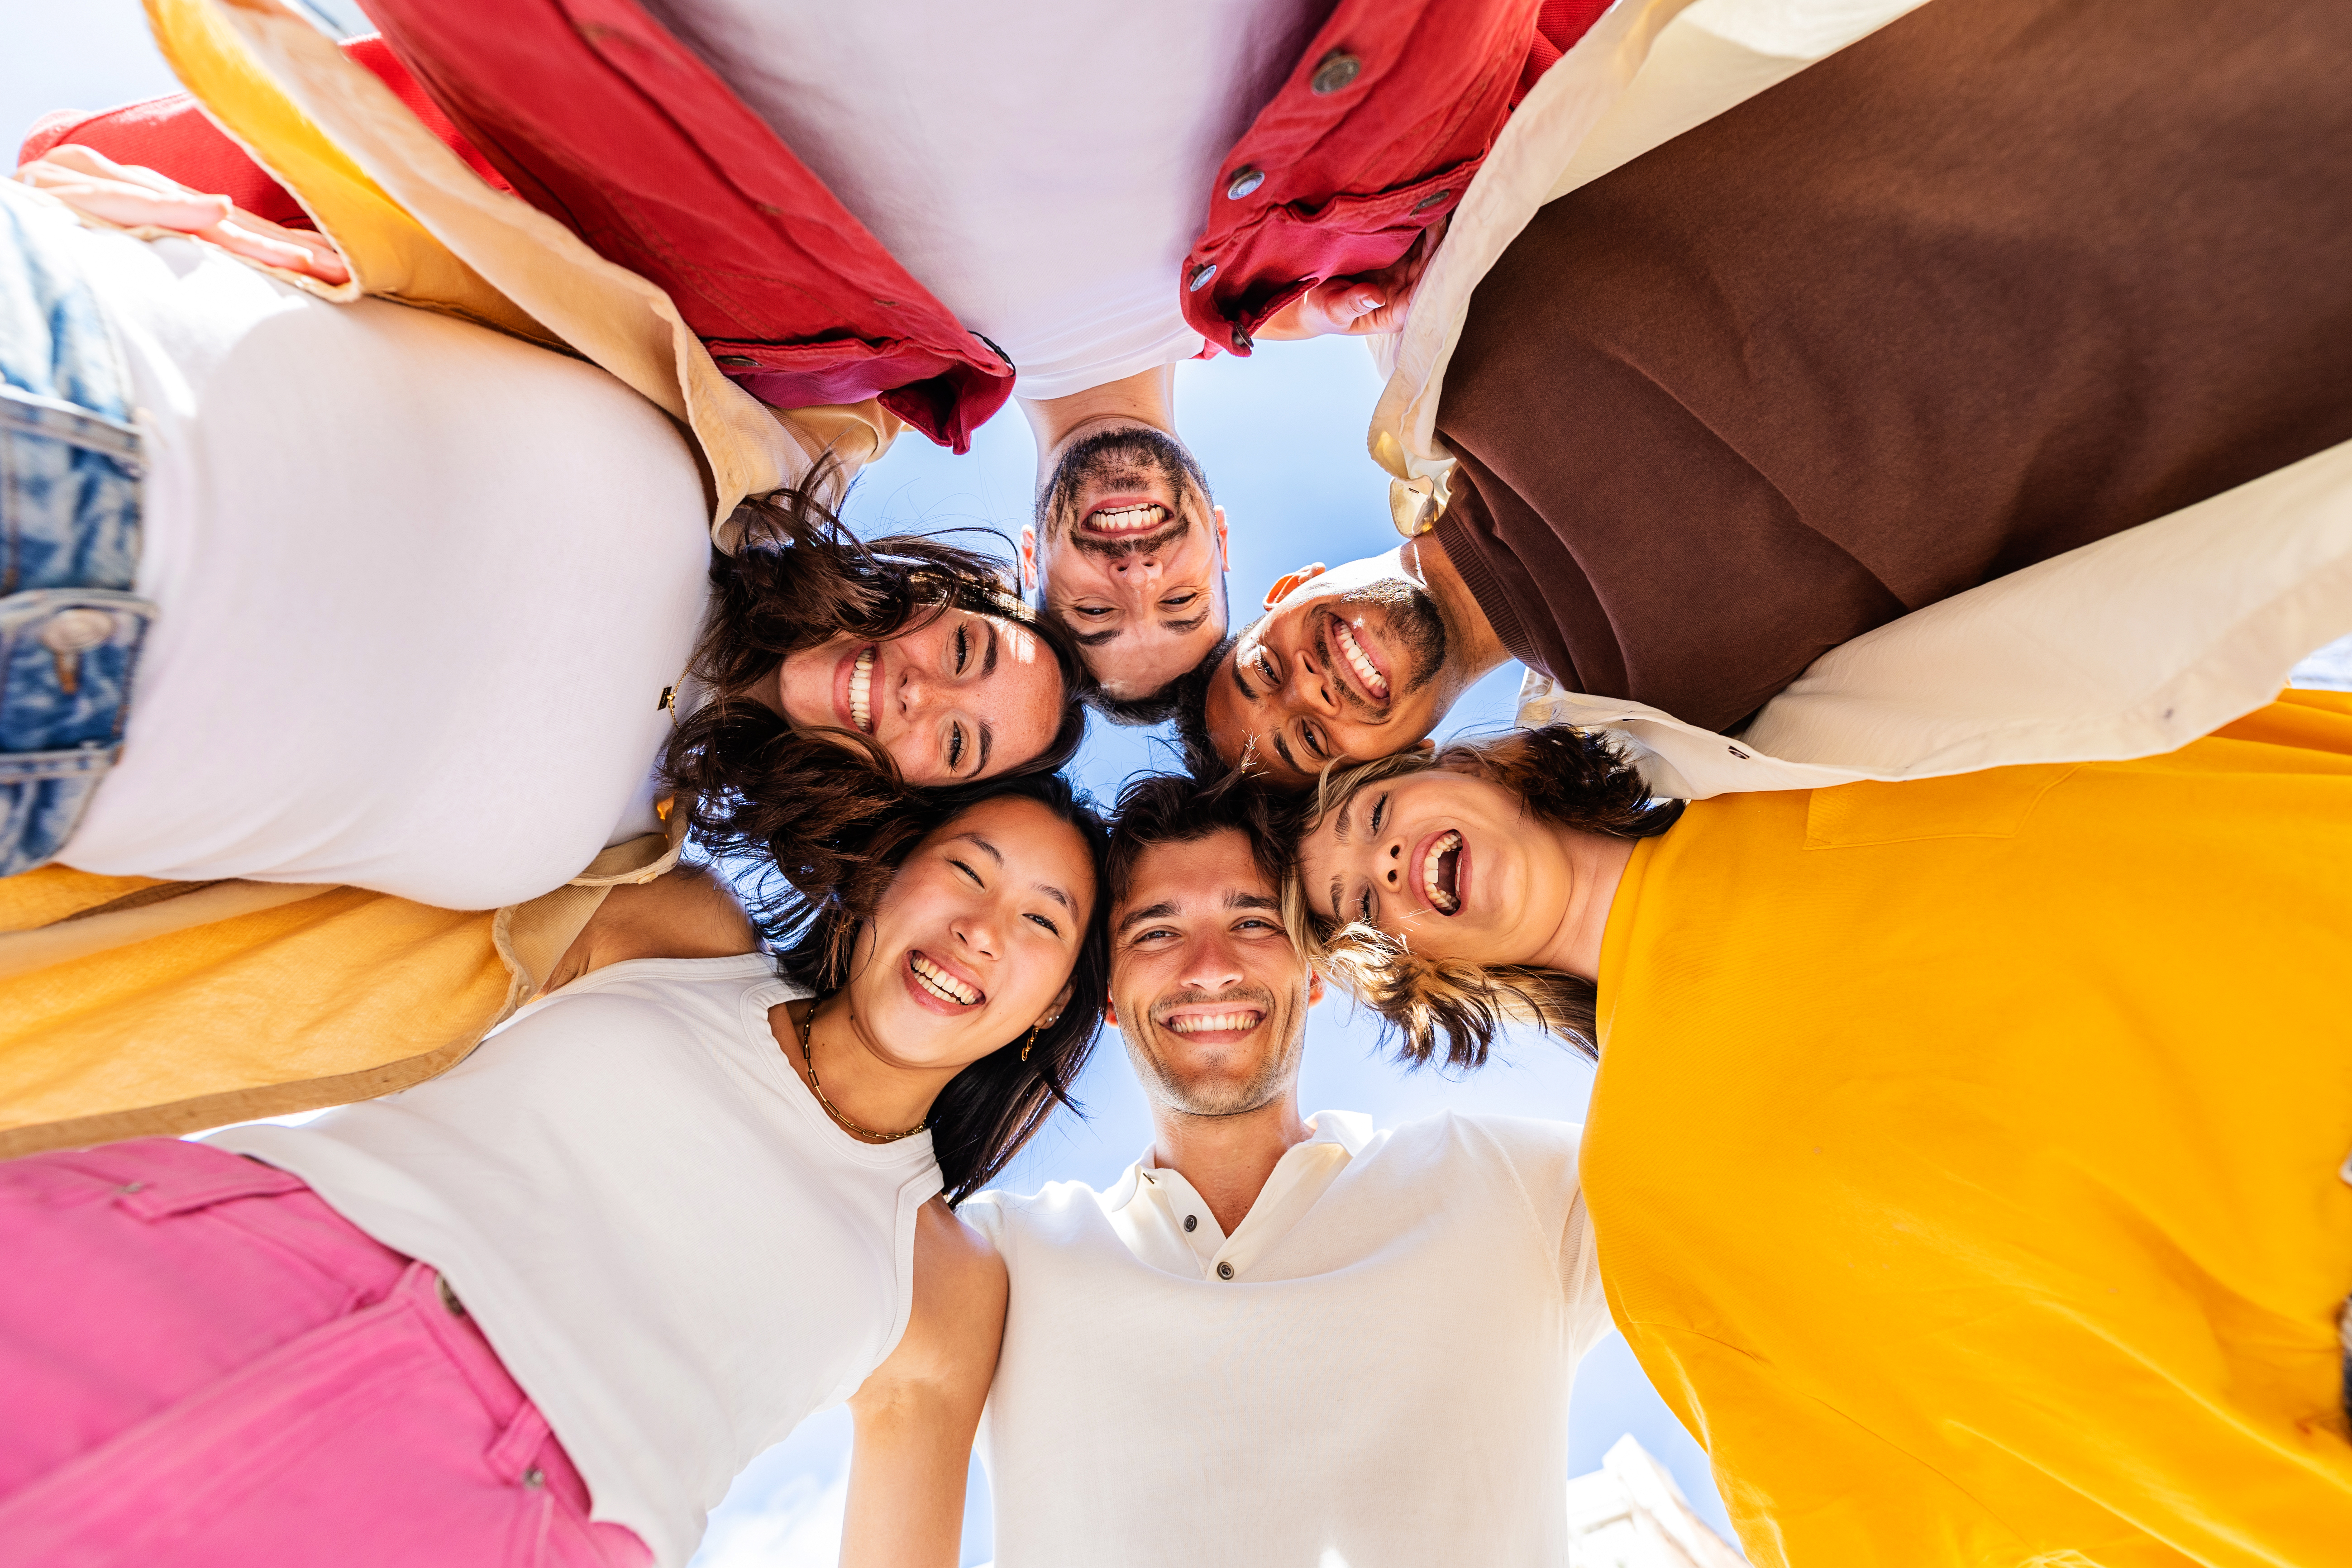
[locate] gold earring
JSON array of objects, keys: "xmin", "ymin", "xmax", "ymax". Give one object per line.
[{"xmin": 1021, "ymin": 1024, "xmax": 1038, "ymax": 1062}]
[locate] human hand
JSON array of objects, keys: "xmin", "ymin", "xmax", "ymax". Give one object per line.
[
  {"xmin": 16, "ymin": 144, "xmax": 350, "ymax": 286},
  {"xmin": 1250, "ymin": 218, "xmax": 1448, "ymax": 341}
]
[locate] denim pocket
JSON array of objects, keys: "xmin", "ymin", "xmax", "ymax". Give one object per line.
[
  {"xmin": 0, "ymin": 383, "xmax": 143, "ymax": 594},
  {"xmin": 0, "ymin": 587, "xmax": 154, "ymax": 875}
]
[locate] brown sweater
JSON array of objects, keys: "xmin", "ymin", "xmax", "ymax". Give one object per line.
[{"xmin": 1434, "ymin": 0, "xmax": 2352, "ymax": 733}]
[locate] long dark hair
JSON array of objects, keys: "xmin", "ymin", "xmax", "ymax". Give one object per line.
[
  {"xmin": 663, "ymin": 483, "xmax": 1093, "ymax": 895},
  {"xmin": 766, "ymin": 772, "xmax": 1112, "ymax": 1205},
  {"xmin": 1282, "ymin": 725, "xmax": 1684, "ymax": 1070}
]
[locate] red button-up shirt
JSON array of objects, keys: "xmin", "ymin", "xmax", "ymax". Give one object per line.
[{"xmin": 25, "ymin": 0, "xmax": 1603, "ymax": 448}]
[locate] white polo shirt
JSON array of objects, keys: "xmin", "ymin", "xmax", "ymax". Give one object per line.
[{"xmin": 964, "ymin": 1110, "xmax": 1610, "ymax": 1567}]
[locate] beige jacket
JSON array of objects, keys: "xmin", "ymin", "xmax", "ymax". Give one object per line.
[{"xmin": 1363, "ymin": 0, "xmax": 2352, "ymax": 798}]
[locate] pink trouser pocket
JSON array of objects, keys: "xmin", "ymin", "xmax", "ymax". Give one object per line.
[{"xmin": 0, "ymin": 1139, "xmax": 649, "ymax": 1568}]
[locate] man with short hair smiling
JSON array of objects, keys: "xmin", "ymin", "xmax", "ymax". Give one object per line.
[
  {"xmin": 1017, "ymin": 365, "xmax": 1232, "ymax": 720},
  {"xmin": 917, "ymin": 773, "xmax": 1616, "ymax": 1567}
]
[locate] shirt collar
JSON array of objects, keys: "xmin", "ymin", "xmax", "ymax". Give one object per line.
[{"xmin": 1114, "ymin": 1108, "xmax": 1373, "ymax": 1209}]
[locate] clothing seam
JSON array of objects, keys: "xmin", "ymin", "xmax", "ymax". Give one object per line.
[{"xmin": 1460, "ymin": 1115, "xmax": 1562, "ymax": 1275}]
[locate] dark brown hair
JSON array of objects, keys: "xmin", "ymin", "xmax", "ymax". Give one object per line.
[
  {"xmin": 662, "ymin": 483, "xmax": 1093, "ymax": 895},
  {"xmin": 767, "ymin": 772, "xmax": 1112, "ymax": 1205},
  {"xmin": 1281, "ymin": 724, "xmax": 1683, "ymax": 1069},
  {"xmin": 1104, "ymin": 767, "xmax": 1288, "ymax": 915}
]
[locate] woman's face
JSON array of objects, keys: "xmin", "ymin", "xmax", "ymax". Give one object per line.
[
  {"xmin": 774, "ymin": 608, "xmax": 1066, "ymax": 785},
  {"xmin": 1297, "ymin": 768, "xmax": 1570, "ymax": 967},
  {"xmin": 843, "ymin": 794, "xmax": 1097, "ymax": 1071}
]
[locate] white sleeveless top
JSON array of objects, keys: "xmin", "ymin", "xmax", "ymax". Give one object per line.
[
  {"xmin": 214, "ymin": 956, "xmax": 942, "ymax": 1568},
  {"xmin": 21, "ymin": 182, "xmax": 713, "ymax": 910},
  {"xmin": 963, "ymin": 1111, "xmax": 1609, "ymax": 1567}
]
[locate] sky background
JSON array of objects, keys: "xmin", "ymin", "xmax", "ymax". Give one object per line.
[{"xmin": 18, "ymin": 7, "xmax": 2352, "ymax": 1565}]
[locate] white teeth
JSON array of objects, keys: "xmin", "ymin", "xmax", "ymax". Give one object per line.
[
  {"xmin": 1165, "ymin": 1010, "xmax": 1264, "ymax": 1034},
  {"xmin": 1333, "ymin": 620, "xmax": 1388, "ymax": 699},
  {"xmin": 910, "ymin": 954, "xmax": 980, "ymax": 1005},
  {"xmin": 849, "ymin": 648, "xmax": 873, "ymax": 733},
  {"xmin": 1422, "ymin": 831, "xmax": 1461, "ymax": 914},
  {"xmin": 1087, "ymin": 503, "xmax": 1166, "ymax": 534}
]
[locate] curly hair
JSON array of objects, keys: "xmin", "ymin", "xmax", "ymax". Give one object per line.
[
  {"xmin": 1279, "ymin": 724, "xmax": 1684, "ymax": 1071},
  {"xmin": 767, "ymin": 772, "xmax": 1112, "ymax": 1205},
  {"xmin": 662, "ymin": 482, "xmax": 1093, "ymax": 896}
]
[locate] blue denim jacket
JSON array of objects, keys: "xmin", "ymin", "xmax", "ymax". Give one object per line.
[{"xmin": 0, "ymin": 186, "xmax": 154, "ymax": 877}]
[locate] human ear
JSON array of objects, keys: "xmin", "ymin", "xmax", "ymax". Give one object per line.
[
  {"xmin": 1307, "ymin": 970, "xmax": 1327, "ymax": 1007},
  {"xmin": 1212, "ymin": 505, "xmax": 1231, "ymax": 572},
  {"xmin": 1262, "ymin": 562, "xmax": 1327, "ymax": 610},
  {"xmin": 1033, "ymin": 981, "xmax": 1075, "ymax": 1033},
  {"xmin": 1018, "ymin": 524, "xmax": 1040, "ymax": 595},
  {"xmin": 1102, "ymin": 998, "xmax": 1120, "ymax": 1030}
]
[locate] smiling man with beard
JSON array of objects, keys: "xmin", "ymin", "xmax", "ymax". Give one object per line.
[
  {"xmin": 1192, "ymin": 533, "xmax": 1506, "ymax": 787},
  {"xmin": 911, "ymin": 772, "xmax": 1621, "ymax": 1568},
  {"xmin": 1019, "ymin": 377, "xmax": 1231, "ymax": 719}
]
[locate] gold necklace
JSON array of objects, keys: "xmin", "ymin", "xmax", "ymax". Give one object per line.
[{"xmin": 796, "ymin": 1000, "xmax": 927, "ymax": 1143}]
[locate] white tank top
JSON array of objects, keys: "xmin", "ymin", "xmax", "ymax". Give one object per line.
[
  {"xmin": 633, "ymin": 0, "xmax": 1324, "ymax": 399},
  {"xmin": 963, "ymin": 1112, "xmax": 1610, "ymax": 1567},
  {"xmin": 23, "ymin": 182, "xmax": 713, "ymax": 910},
  {"xmin": 213, "ymin": 956, "xmax": 942, "ymax": 1568}
]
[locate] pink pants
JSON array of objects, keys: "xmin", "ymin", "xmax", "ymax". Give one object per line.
[{"xmin": 0, "ymin": 1138, "xmax": 652, "ymax": 1568}]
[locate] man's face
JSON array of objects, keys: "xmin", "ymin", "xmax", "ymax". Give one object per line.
[
  {"xmin": 1024, "ymin": 425, "xmax": 1229, "ymax": 701},
  {"xmin": 1204, "ymin": 556, "xmax": 1460, "ymax": 789},
  {"xmin": 1107, "ymin": 828, "xmax": 1322, "ymax": 1117}
]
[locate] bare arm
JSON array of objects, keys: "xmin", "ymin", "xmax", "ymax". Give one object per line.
[
  {"xmin": 840, "ymin": 1199, "xmax": 1008, "ymax": 1568},
  {"xmin": 540, "ymin": 864, "xmax": 758, "ymax": 993}
]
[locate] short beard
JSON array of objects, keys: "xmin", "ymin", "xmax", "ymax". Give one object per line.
[
  {"xmin": 1035, "ymin": 426, "xmax": 1212, "ymax": 563},
  {"xmin": 1122, "ymin": 984, "xmax": 1303, "ymax": 1119},
  {"xmin": 1328, "ymin": 579, "xmax": 1449, "ymax": 702}
]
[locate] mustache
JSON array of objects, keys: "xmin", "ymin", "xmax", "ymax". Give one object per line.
[
  {"xmin": 1069, "ymin": 510, "xmax": 1192, "ymax": 562},
  {"xmin": 1036, "ymin": 425, "xmax": 1211, "ymax": 537}
]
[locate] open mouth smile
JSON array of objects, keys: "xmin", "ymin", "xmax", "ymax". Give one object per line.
[
  {"xmin": 1159, "ymin": 1007, "xmax": 1266, "ymax": 1037},
  {"xmin": 908, "ymin": 951, "xmax": 983, "ymax": 1008},
  {"xmin": 833, "ymin": 643, "xmax": 880, "ymax": 735},
  {"xmin": 847, "ymin": 646, "xmax": 876, "ymax": 733},
  {"xmin": 1328, "ymin": 615, "xmax": 1391, "ymax": 703},
  {"xmin": 1081, "ymin": 499, "xmax": 1169, "ymax": 536},
  {"xmin": 1418, "ymin": 830, "xmax": 1465, "ymax": 915}
]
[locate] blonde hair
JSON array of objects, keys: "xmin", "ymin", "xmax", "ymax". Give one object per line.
[{"xmin": 1279, "ymin": 727, "xmax": 1681, "ymax": 1068}]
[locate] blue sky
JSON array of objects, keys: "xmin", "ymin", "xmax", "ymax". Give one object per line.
[{"xmin": 4, "ymin": 11, "xmax": 1714, "ymax": 1560}]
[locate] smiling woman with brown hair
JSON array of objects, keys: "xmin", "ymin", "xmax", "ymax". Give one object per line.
[
  {"xmin": 0, "ymin": 772, "xmax": 1110, "ymax": 1568},
  {"xmin": 1287, "ymin": 692, "xmax": 2352, "ymax": 1566},
  {"xmin": 662, "ymin": 481, "xmax": 1094, "ymax": 893}
]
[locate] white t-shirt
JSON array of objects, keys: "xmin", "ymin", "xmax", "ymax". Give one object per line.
[
  {"xmin": 634, "ymin": 0, "xmax": 1323, "ymax": 399},
  {"xmin": 963, "ymin": 1110, "xmax": 1610, "ymax": 1567},
  {"xmin": 29, "ymin": 187, "xmax": 712, "ymax": 909},
  {"xmin": 214, "ymin": 956, "xmax": 943, "ymax": 1568}
]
